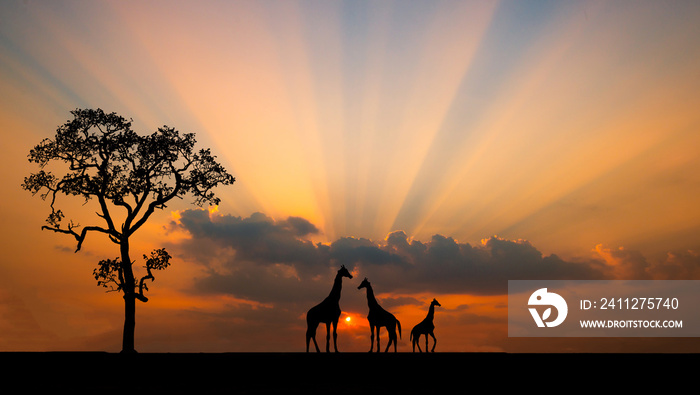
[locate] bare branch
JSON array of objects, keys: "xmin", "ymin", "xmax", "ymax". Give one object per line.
[{"xmin": 42, "ymin": 223, "xmax": 119, "ymax": 252}]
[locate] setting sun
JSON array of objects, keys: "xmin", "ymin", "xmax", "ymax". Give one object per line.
[{"xmin": 340, "ymin": 313, "xmax": 363, "ymax": 330}]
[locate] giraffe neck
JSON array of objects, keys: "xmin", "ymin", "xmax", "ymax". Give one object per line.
[
  {"xmin": 365, "ymin": 285, "xmax": 379, "ymax": 308},
  {"xmin": 328, "ymin": 272, "xmax": 343, "ymax": 301},
  {"xmin": 426, "ymin": 304, "xmax": 435, "ymax": 322}
]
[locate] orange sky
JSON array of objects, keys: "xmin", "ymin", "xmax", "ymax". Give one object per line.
[{"xmin": 1, "ymin": 1, "xmax": 700, "ymax": 353}]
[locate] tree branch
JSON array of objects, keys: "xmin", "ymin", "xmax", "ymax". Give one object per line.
[
  {"xmin": 42, "ymin": 224, "xmax": 120, "ymax": 252},
  {"xmin": 127, "ymin": 171, "xmax": 182, "ymax": 237},
  {"xmin": 97, "ymin": 194, "xmax": 117, "ymax": 233}
]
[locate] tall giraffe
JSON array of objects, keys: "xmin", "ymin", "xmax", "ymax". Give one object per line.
[
  {"xmin": 358, "ymin": 278, "xmax": 401, "ymax": 352},
  {"xmin": 410, "ymin": 298, "xmax": 441, "ymax": 352},
  {"xmin": 306, "ymin": 265, "xmax": 353, "ymax": 352}
]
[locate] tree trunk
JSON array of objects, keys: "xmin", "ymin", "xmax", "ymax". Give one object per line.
[
  {"xmin": 122, "ymin": 293, "xmax": 136, "ymax": 353},
  {"xmin": 120, "ymin": 237, "xmax": 137, "ymax": 353}
]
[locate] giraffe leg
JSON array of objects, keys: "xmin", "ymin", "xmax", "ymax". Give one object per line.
[
  {"xmin": 369, "ymin": 324, "xmax": 375, "ymax": 352},
  {"xmin": 376, "ymin": 326, "xmax": 381, "ymax": 353},
  {"xmin": 385, "ymin": 326, "xmax": 394, "ymax": 352},
  {"xmin": 306, "ymin": 322, "xmax": 320, "ymax": 352},
  {"xmin": 425, "ymin": 334, "xmax": 429, "ymax": 352},
  {"xmin": 325, "ymin": 323, "xmax": 331, "ymax": 352},
  {"xmin": 312, "ymin": 336, "xmax": 320, "ymax": 352},
  {"xmin": 332, "ymin": 320, "xmax": 339, "ymax": 353},
  {"xmin": 430, "ymin": 332, "xmax": 437, "ymax": 352}
]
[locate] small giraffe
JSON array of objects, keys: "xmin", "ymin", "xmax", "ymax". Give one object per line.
[
  {"xmin": 306, "ymin": 265, "xmax": 353, "ymax": 352},
  {"xmin": 410, "ymin": 298, "xmax": 441, "ymax": 352},
  {"xmin": 358, "ymin": 277, "xmax": 401, "ymax": 352}
]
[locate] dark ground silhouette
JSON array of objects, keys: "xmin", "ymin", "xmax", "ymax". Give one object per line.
[{"xmin": 3, "ymin": 351, "xmax": 689, "ymax": 393}]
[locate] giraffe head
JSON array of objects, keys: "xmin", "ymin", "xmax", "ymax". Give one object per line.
[
  {"xmin": 338, "ymin": 265, "xmax": 353, "ymax": 279},
  {"xmin": 357, "ymin": 277, "xmax": 370, "ymax": 290},
  {"xmin": 431, "ymin": 298, "xmax": 441, "ymax": 307}
]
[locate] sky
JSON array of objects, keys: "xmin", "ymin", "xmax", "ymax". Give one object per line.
[{"xmin": 1, "ymin": 0, "xmax": 700, "ymax": 353}]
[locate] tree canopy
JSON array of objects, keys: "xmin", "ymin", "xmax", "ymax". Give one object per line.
[{"xmin": 23, "ymin": 108, "xmax": 234, "ymax": 251}]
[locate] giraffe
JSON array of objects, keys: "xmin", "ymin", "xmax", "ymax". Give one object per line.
[
  {"xmin": 357, "ymin": 277, "xmax": 401, "ymax": 352},
  {"xmin": 410, "ymin": 298, "xmax": 441, "ymax": 352},
  {"xmin": 306, "ymin": 265, "xmax": 353, "ymax": 352}
]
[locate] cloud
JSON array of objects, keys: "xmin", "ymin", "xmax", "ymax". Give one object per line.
[
  {"xmin": 355, "ymin": 232, "xmax": 610, "ymax": 295},
  {"xmin": 173, "ymin": 209, "xmax": 327, "ymax": 270},
  {"xmin": 167, "ymin": 209, "xmax": 653, "ymax": 304},
  {"xmin": 594, "ymin": 245, "xmax": 700, "ymax": 280},
  {"xmin": 592, "ymin": 244, "xmax": 651, "ymax": 279}
]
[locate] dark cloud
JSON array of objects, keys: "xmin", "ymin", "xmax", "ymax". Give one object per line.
[
  {"xmin": 330, "ymin": 236, "xmax": 407, "ymax": 268},
  {"xmin": 173, "ymin": 210, "xmax": 328, "ymax": 272},
  {"xmin": 168, "ymin": 210, "xmax": 700, "ymax": 306},
  {"xmin": 648, "ymin": 250, "xmax": 700, "ymax": 280},
  {"xmin": 352, "ymin": 232, "xmax": 611, "ymax": 295}
]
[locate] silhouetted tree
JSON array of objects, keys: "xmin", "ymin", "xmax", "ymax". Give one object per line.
[{"xmin": 22, "ymin": 108, "xmax": 235, "ymax": 353}]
